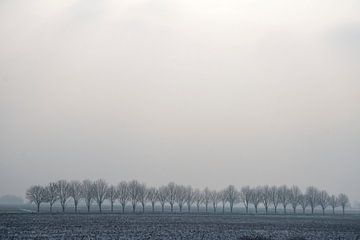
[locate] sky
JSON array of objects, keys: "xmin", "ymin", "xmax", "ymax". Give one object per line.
[{"xmin": 0, "ymin": 0, "xmax": 359, "ymax": 202}]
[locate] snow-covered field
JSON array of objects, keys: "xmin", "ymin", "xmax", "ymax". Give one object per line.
[{"xmin": 1, "ymin": 213, "xmax": 359, "ymax": 240}]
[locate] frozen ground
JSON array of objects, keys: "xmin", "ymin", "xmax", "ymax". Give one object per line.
[{"xmin": 1, "ymin": 213, "xmax": 360, "ymax": 240}]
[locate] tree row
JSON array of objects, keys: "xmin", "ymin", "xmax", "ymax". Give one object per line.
[{"xmin": 26, "ymin": 179, "xmax": 350, "ymax": 215}]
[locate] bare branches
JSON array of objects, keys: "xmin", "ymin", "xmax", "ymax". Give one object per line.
[
  {"xmin": 69, "ymin": 180, "xmax": 82, "ymax": 213},
  {"xmin": 26, "ymin": 185, "xmax": 45, "ymax": 213},
  {"xmin": 165, "ymin": 182, "xmax": 176, "ymax": 212},
  {"xmin": 106, "ymin": 185, "xmax": 118, "ymax": 212},
  {"xmin": 146, "ymin": 187, "xmax": 158, "ymax": 212},
  {"xmin": 175, "ymin": 185, "xmax": 187, "ymax": 212},
  {"xmin": 270, "ymin": 186, "xmax": 280, "ymax": 214},
  {"xmin": 338, "ymin": 193, "xmax": 350, "ymax": 215},
  {"xmin": 43, "ymin": 183, "xmax": 58, "ymax": 213},
  {"xmin": 278, "ymin": 185, "xmax": 290, "ymax": 214},
  {"xmin": 185, "ymin": 186, "xmax": 194, "ymax": 213},
  {"xmin": 25, "ymin": 180, "xmax": 351, "ymax": 215},
  {"xmin": 225, "ymin": 185, "xmax": 239, "ymax": 213},
  {"xmin": 209, "ymin": 190, "xmax": 220, "ymax": 213},
  {"xmin": 157, "ymin": 186, "xmax": 167, "ymax": 212},
  {"xmin": 93, "ymin": 179, "xmax": 108, "ymax": 213},
  {"xmin": 306, "ymin": 186, "xmax": 319, "ymax": 214},
  {"xmin": 56, "ymin": 180, "xmax": 70, "ymax": 213},
  {"xmin": 250, "ymin": 187, "xmax": 262, "ymax": 214},
  {"xmin": 261, "ymin": 186, "xmax": 271, "ymax": 215},
  {"xmin": 289, "ymin": 185, "xmax": 301, "ymax": 214},
  {"xmin": 117, "ymin": 181, "xmax": 128, "ymax": 213},
  {"xmin": 329, "ymin": 195, "xmax": 338, "ymax": 215},
  {"xmin": 203, "ymin": 187, "xmax": 211, "ymax": 213},
  {"xmin": 317, "ymin": 190, "xmax": 330, "ymax": 215},
  {"xmin": 81, "ymin": 180, "xmax": 94, "ymax": 213}
]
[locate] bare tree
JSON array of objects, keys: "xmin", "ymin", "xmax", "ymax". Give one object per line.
[
  {"xmin": 329, "ymin": 195, "xmax": 338, "ymax": 215},
  {"xmin": 219, "ymin": 189, "xmax": 227, "ymax": 213},
  {"xmin": 278, "ymin": 185, "xmax": 290, "ymax": 214},
  {"xmin": 26, "ymin": 185, "xmax": 45, "ymax": 213},
  {"xmin": 146, "ymin": 187, "xmax": 158, "ymax": 212},
  {"xmin": 250, "ymin": 187, "xmax": 262, "ymax": 214},
  {"xmin": 270, "ymin": 186, "xmax": 280, "ymax": 214},
  {"xmin": 106, "ymin": 185, "xmax": 118, "ymax": 212},
  {"xmin": 158, "ymin": 186, "xmax": 167, "ymax": 212},
  {"xmin": 44, "ymin": 182, "xmax": 58, "ymax": 213},
  {"xmin": 338, "ymin": 193, "xmax": 350, "ymax": 215},
  {"xmin": 289, "ymin": 185, "xmax": 301, "ymax": 214},
  {"xmin": 317, "ymin": 190, "xmax": 330, "ymax": 215},
  {"xmin": 298, "ymin": 194, "xmax": 308, "ymax": 214},
  {"xmin": 137, "ymin": 183, "xmax": 147, "ymax": 213},
  {"xmin": 166, "ymin": 182, "xmax": 176, "ymax": 212},
  {"xmin": 69, "ymin": 180, "xmax": 82, "ymax": 213},
  {"xmin": 56, "ymin": 180, "xmax": 70, "ymax": 213},
  {"xmin": 261, "ymin": 185, "xmax": 271, "ymax": 214},
  {"xmin": 117, "ymin": 181, "xmax": 128, "ymax": 213},
  {"xmin": 210, "ymin": 190, "xmax": 220, "ymax": 213},
  {"xmin": 185, "ymin": 186, "xmax": 194, "ymax": 212},
  {"xmin": 193, "ymin": 189, "xmax": 203, "ymax": 212},
  {"xmin": 240, "ymin": 186, "xmax": 252, "ymax": 214},
  {"xmin": 226, "ymin": 185, "xmax": 239, "ymax": 213},
  {"xmin": 203, "ymin": 187, "xmax": 211, "ymax": 213},
  {"xmin": 81, "ymin": 180, "xmax": 94, "ymax": 213},
  {"xmin": 175, "ymin": 185, "xmax": 187, "ymax": 212},
  {"xmin": 93, "ymin": 179, "xmax": 108, "ymax": 212},
  {"xmin": 306, "ymin": 186, "xmax": 319, "ymax": 214},
  {"xmin": 128, "ymin": 180, "xmax": 141, "ymax": 213}
]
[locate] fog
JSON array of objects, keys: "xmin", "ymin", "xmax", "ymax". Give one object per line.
[{"xmin": 0, "ymin": 0, "xmax": 359, "ymax": 201}]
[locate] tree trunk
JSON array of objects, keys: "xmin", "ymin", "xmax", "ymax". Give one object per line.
[
  {"xmin": 161, "ymin": 204, "xmax": 164, "ymax": 212},
  {"xmin": 132, "ymin": 203, "xmax": 136, "ymax": 213},
  {"xmin": 342, "ymin": 206, "xmax": 345, "ymax": 215},
  {"xmin": 50, "ymin": 204, "xmax": 53, "ymax": 213},
  {"xmin": 274, "ymin": 206, "xmax": 277, "ymax": 214},
  {"xmin": 111, "ymin": 202, "xmax": 113, "ymax": 212},
  {"xmin": 197, "ymin": 205, "xmax": 200, "ymax": 212},
  {"xmin": 179, "ymin": 205, "xmax": 182, "ymax": 212},
  {"xmin": 255, "ymin": 205, "xmax": 258, "ymax": 214},
  {"xmin": 265, "ymin": 205, "xmax": 268, "ymax": 214},
  {"xmin": 311, "ymin": 206, "xmax": 314, "ymax": 214},
  {"xmin": 205, "ymin": 204, "xmax": 208, "ymax": 213},
  {"xmin": 37, "ymin": 203, "xmax": 40, "ymax": 213},
  {"xmin": 302, "ymin": 207, "xmax": 305, "ymax": 214},
  {"xmin": 122, "ymin": 204, "xmax": 125, "ymax": 213},
  {"xmin": 293, "ymin": 207, "xmax": 296, "ymax": 214},
  {"xmin": 99, "ymin": 203, "xmax": 102, "ymax": 213},
  {"xmin": 87, "ymin": 205, "xmax": 90, "ymax": 213},
  {"xmin": 142, "ymin": 204, "xmax": 145, "ymax": 213},
  {"xmin": 188, "ymin": 204, "xmax": 191, "ymax": 212},
  {"xmin": 332, "ymin": 207, "xmax": 335, "ymax": 215},
  {"xmin": 75, "ymin": 203, "xmax": 78, "ymax": 213},
  {"xmin": 230, "ymin": 203, "xmax": 233, "ymax": 213},
  {"xmin": 62, "ymin": 204, "xmax": 65, "ymax": 213},
  {"xmin": 152, "ymin": 202, "xmax": 155, "ymax": 212},
  {"xmin": 283, "ymin": 206, "xmax": 286, "ymax": 214},
  {"xmin": 222, "ymin": 204, "xmax": 225, "ymax": 213},
  {"xmin": 322, "ymin": 207, "xmax": 325, "ymax": 215}
]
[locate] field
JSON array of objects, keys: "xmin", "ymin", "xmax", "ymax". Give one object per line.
[{"xmin": 1, "ymin": 213, "xmax": 360, "ymax": 240}]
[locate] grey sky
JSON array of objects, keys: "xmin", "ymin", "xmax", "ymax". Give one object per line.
[{"xmin": 0, "ymin": 0, "xmax": 359, "ymax": 201}]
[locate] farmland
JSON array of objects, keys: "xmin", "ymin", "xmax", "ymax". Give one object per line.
[{"xmin": 1, "ymin": 213, "xmax": 360, "ymax": 240}]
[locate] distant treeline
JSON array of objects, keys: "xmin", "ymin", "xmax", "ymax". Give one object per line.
[{"xmin": 26, "ymin": 179, "xmax": 350, "ymax": 215}]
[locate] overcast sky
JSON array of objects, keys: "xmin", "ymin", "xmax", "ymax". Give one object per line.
[{"xmin": 0, "ymin": 0, "xmax": 359, "ymax": 202}]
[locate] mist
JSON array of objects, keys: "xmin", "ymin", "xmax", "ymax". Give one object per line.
[{"xmin": 0, "ymin": 0, "xmax": 359, "ymax": 201}]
